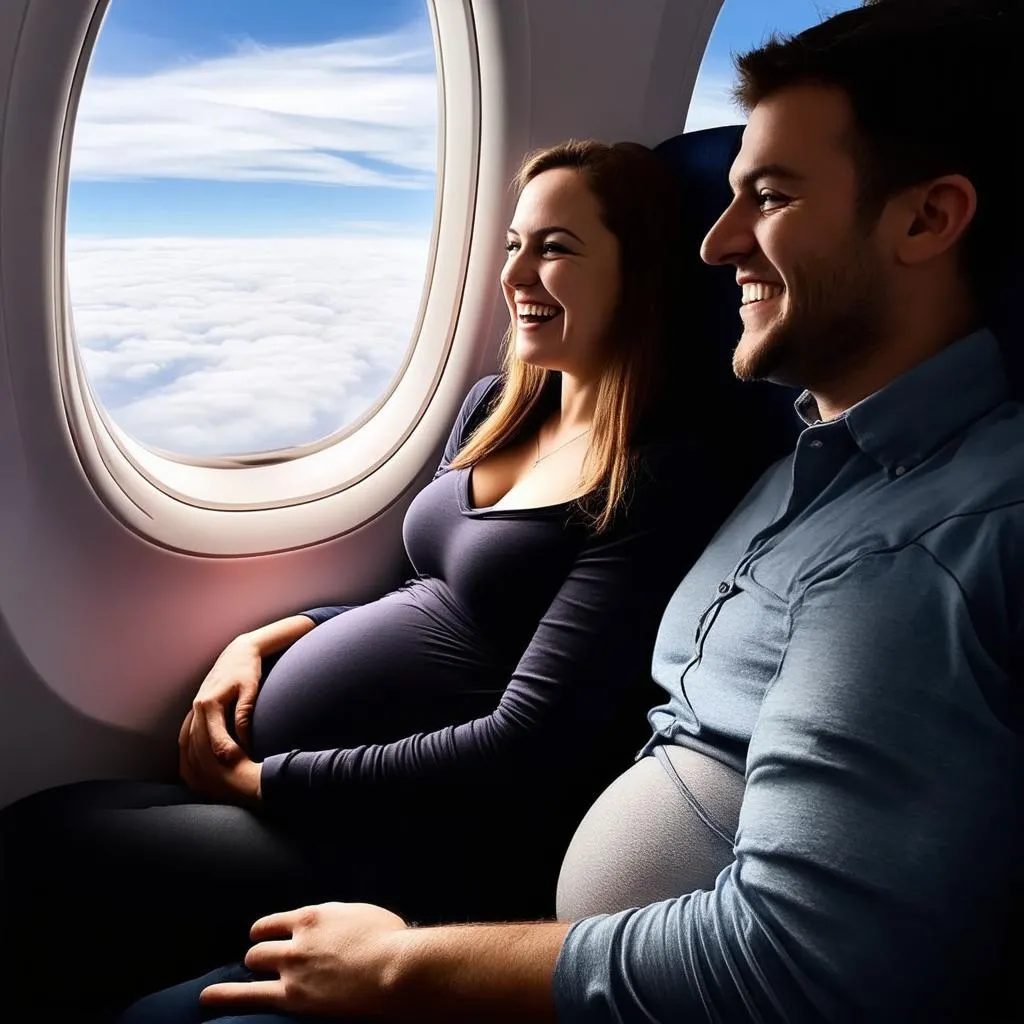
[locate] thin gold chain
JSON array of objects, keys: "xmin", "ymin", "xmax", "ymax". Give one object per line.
[{"xmin": 533, "ymin": 428, "xmax": 590, "ymax": 467}]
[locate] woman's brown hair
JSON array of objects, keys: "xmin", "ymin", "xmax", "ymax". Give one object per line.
[{"xmin": 449, "ymin": 139, "xmax": 682, "ymax": 532}]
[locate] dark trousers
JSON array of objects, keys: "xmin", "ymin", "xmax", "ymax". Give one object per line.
[
  {"xmin": 0, "ymin": 777, "xmax": 560, "ymax": 1021},
  {"xmin": 0, "ymin": 781, "xmax": 332, "ymax": 1019},
  {"xmin": 118, "ymin": 964, "xmax": 336, "ymax": 1024}
]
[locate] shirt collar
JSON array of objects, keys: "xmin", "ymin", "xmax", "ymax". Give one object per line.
[{"xmin": 793, "ymin": 329, "xmax": 1010, "ymax": 474}]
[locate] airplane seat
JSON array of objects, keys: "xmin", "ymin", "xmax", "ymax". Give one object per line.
[
  {"xmin": 654, "ymin": 125, "xmax": 802, "ymax": 491},
  {"xmin": 987, "ymin": 259, "xmax": 1021, "ymax": 397}
]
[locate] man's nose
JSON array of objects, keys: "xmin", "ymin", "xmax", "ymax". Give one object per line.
[{"xmin": 701, "ymin": 200, "xmax": 755, "ymax": 267}]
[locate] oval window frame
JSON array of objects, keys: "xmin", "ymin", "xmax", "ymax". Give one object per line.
[{"xmin": 54, "ymin": 0, "xmax": 481, "ymax": 554}]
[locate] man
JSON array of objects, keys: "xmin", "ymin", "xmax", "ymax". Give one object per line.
[{"xmin": 125, "ymin": 1, "xmax": 1022, "ymax": 1020}]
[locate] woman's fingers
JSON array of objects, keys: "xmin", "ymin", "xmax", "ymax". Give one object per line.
[
  {"xmin": 199, "ymin": 700, "xmax": 241, "ymax": 765},
  {"xmin": 235, "ymin": 692, "xmax": 256, "ymax": 751},
  {"xmin": 177, "ymin": 707, "xmax": 193, "ymax": 752}
]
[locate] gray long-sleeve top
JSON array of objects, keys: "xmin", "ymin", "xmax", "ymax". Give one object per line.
[{"xmin": 554, "ymin": 329, "xmax": 1024, "ymax": 1023}]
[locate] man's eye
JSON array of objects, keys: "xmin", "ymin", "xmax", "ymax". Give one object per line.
[{"xmin": 757, "ymin": 190, "xmax": 787, "ymax": 211}]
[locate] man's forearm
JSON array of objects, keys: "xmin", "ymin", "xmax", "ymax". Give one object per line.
[{"xmin": 383, "ymin": 920, "xmax": 571, "ymax": 1022}]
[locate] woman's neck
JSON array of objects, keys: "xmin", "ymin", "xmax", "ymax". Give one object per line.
[{"xmin": 554, "ymin": 372, "xmax": 598, "ymax": 432}]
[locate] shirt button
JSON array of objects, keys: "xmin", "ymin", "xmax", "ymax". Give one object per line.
[
  {"xmin": 718, "ymin": 581, "xmax": 731, "ymax": 595},
  {"xmin": 809, "ymin": 439, "xmax": 823, "ymax": 449},
  {"xmin": 894, "ymin": 465, "xmax": 906, "ymax": 477}
]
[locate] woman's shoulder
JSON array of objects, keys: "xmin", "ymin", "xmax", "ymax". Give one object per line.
[
  {"xmin": 452, "ymin": 374, "xmax": 504, "ymax": 439},
  {"xmin": 462, "ymin": 373, "xmax": 503, "ymax": 410}
]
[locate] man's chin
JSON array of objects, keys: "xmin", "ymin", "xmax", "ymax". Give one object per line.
[{"xmin": 732, "ymin": 329, "xmax": 776, "ymax": 382}]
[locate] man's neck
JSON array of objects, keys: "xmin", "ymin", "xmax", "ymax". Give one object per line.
[{"xmin": 810, "ymin": 306, "xmax": 981, "ymax": 422}]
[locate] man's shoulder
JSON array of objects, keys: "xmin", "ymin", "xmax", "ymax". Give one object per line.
[
  {"xmin": 923, "ymin": 397, "xmax": 1024, "ymax": 518},
  {"xmin": 825, "ymin": 397, "xmax": 1024, "ymax": 600}
]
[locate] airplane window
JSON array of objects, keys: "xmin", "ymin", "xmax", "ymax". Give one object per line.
[
  {"xmin": 66, "ymin": 0, "xmax": 438, "ymax": 460},
  {"xmin": 686, "ymin": 0, "xmax": 861, "ymax": 132}
]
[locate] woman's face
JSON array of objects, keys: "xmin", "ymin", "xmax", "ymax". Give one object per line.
[{"xmin": 501, "ymin": 168, "xmax": 622, "ymax": 380}]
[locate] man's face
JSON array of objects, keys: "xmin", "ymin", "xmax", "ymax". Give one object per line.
[{"xmin": 701, "ymin": 84, "xmax": 891, "ymax": 392}]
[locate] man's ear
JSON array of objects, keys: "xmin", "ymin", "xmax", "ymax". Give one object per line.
[{"xmin": 892, "ymin": 174, "xmax": 977, "ymax": 266}]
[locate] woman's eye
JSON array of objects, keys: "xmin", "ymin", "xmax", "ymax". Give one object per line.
[
  {"xmin": 542, "ymin": 242, "xmax": 567, "ymax": 255},
  {"xmin": 504, "ymin": 240, "xmax": 519, "ymax": 255}
]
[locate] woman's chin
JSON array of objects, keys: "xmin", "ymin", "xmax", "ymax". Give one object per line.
[{"xmin": 514, "ymin": 341, "xmax": 559, "ymax": 369}]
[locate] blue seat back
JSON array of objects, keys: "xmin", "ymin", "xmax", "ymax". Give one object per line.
[
  {"xmin": 655, "ymin": 126, "xmax": 801, "ymax": 490},
  {"xmin": 987, "ymin": 259, "xmax": 1021, "ymax": 398}
]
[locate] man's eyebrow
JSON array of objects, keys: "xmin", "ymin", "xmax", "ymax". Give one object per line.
[
  {"xmin": 506, "ymin": 225, "xmax": 585, "ymax": 244},
  {"xmin": 729, "ymin": 163, "xmax": 806, "ymax": 194}
]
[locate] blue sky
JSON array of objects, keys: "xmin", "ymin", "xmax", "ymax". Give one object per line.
[
  {"xmin": 68, "ymin": 0, "xmax": 437, "ymax": 238},
  {"xmin": 87, "ymin": 0, "xmax": 429, "ymax": 74},
  {"xmin": 68, "ymin": 0, "xmax": 860, "ymax": 240}
]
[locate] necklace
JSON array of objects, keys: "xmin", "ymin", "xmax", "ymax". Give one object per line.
[{"xmin": 533, "ymin": 428, "xmax": 590, "ymax": 467}]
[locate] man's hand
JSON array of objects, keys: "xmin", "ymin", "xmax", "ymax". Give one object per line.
[
  {"xmin": 199, "ymin": 903, "xmax": 408, "ymax": 1016},
  {"xmin": 199, "ymin": 902, "xmax": 568, "ymax": 1022},
  {"xmin": 178, "ymin": 698, "xmax": 263, "ymax": 807}
]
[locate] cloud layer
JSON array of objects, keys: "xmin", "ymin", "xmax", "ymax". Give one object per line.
[
  {"xmin": 67, "ymin": 235, "xmax": 434, "ymax": 456},
  {"xmin": 71, "ymin": 30, "xmax": 438, "ymax": 187}
]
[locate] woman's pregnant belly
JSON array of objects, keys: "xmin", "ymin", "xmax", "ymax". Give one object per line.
[{"xmin": 249, "ymin": 584, "xmax": 507, "ymax": 761}]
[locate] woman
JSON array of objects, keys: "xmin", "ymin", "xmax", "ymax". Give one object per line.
[{"xmin": 1, "ymin": 139, "xmax": 728, "ymax": 1020}]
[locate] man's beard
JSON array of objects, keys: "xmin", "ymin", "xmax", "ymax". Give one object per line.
[{"xmin": 733, "ymin": 239, "xmax": 889, "ymax": 391}]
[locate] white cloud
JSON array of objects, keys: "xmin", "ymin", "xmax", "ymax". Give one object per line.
[
  {"xmin": 71, "ymin": 30, "xmax": 438, "ymax": 187},
  {"xmin": 67, "ymin": 235, "xmax": 434, "ymax": 455}
]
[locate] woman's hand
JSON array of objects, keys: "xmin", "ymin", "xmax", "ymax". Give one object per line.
[
  {"xmin": 179, "ymin": 634, "xmax": 263, "ymax": 800},
  {"xmin": 181, "ymin": 634, "xmax": 262, "ymax": 751},
  {"xmin": 179, "ymin": 698, "xmax": 263, "ymax": 807}
]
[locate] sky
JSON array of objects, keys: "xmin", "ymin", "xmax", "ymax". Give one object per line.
[{"xmin": 67, "ymin": 0, "xmax": 859, "ymax": 458}]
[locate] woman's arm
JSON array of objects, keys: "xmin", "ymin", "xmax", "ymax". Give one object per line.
[
  {"xmin": 259, "ymin": 439, "xmax": 731, "ymax": 804},
  {"xmin": 240, "ymin": 615, "xmax": 319, "ymax": 656}
]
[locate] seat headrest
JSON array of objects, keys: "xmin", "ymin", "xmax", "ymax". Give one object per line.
[
  {"xmin": 987, "ymin": 261, "xmax": 1021, "ymax": 398},
  {"xmin": 655, "ymin": 126, "xmax": 801, "ymax": 485}
]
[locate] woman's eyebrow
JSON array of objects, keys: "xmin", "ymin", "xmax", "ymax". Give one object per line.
[{"xmin": 506, "ymin": 225, "xmax": 585, "ymax": 243}]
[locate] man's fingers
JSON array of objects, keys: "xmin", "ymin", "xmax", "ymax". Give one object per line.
[
  {"xmin": 244, "ymin": 939, "xmax": 293, "ymax": 973},
  {"xmin": 250, "ymin": 908, "xmax": 303, "ymax": 941},
  {"xmin": 199, "ymin": 980, "xmax": 283, "ymax": 1008}
]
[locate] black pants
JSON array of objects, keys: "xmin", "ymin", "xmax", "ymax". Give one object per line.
[
  {"xmin": 118, "ymin": 964, "xmax": 337, "ymax": 1024},
  {"xmin": 0, "ymin": 778, "xmax": 559, "ymax": 1021}
]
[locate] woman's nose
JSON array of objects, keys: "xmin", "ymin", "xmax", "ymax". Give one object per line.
[{"xmin": 501, "ymin": 247, "xmax": 539, "ymax": 289}]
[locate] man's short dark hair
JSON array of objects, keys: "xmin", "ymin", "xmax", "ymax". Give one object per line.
[{"xmin": 733, "ymin": 0, "xmax": 1018, "ymax": 304}]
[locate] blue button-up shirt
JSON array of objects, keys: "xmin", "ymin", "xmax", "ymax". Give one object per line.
[{"xmin": 554, "ymin": 330, "xmax": 1024, "ymax": 1022}]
